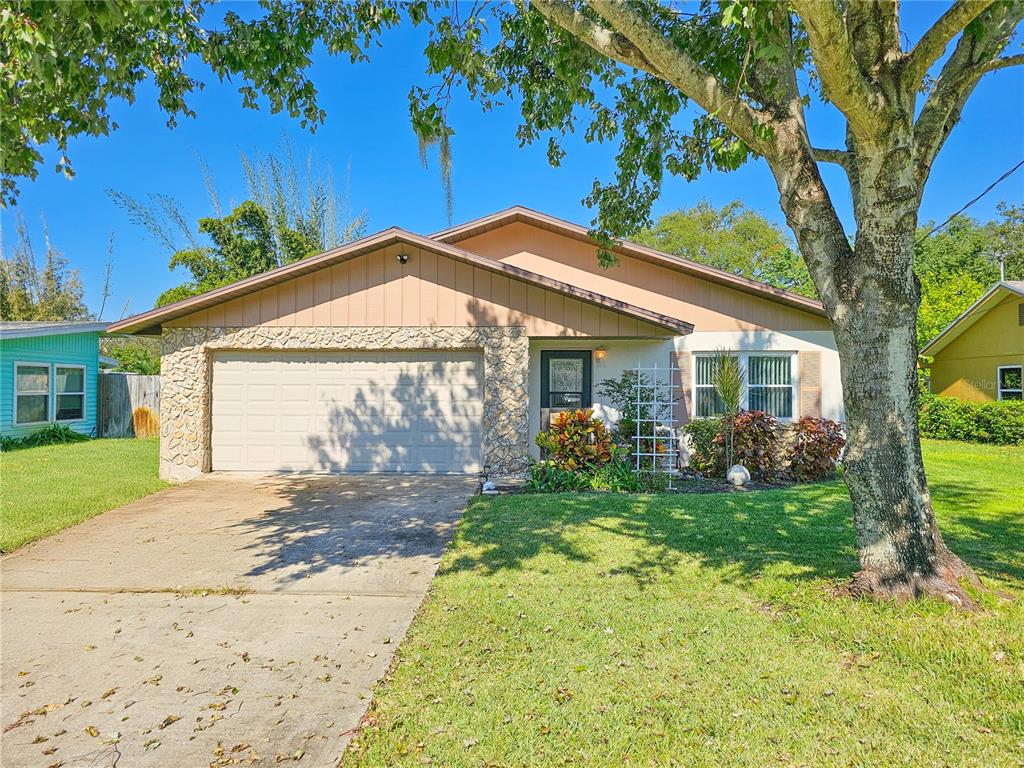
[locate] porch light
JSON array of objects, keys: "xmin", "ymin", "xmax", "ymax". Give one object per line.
[{"xmin": 594, "ymin": 346, "xmax": 607, "ymax": 360}]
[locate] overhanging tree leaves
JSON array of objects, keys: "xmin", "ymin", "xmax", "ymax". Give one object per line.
[{"xmin": 4, "ymin": 1, "xmax": 1022, "ymax": 605}]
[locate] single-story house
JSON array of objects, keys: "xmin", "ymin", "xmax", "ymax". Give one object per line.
[
  {"xmin": 922, "ymin": 280, "xmax": 1024, "ymax": 402},
  {"xmin": 109, "ymin": 206, "xmax": 843, "ymax": 481},
  {"xmin": 0, "ymin": 320, "xmax": 112, "ymax": 439}
]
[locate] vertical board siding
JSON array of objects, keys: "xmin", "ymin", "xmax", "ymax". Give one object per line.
[
  {"xmin": 0, "ymin": 332, "xmax": 101, "ymax": 438},
  {"xmin": 164, "ymin": 247, "xmax": 677, "ymax": 338}
]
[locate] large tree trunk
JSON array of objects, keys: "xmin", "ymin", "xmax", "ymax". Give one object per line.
[
  {"xmin": 770, "ymin": 127, "xmax": 980, "ymax": 607},
  {"xmin": 832, "ymin": 138, "xmax": 980, "ymax": 607},
  {"xmin": 832, "ymin": 303, "xmax": 980, "ymax": 607}
]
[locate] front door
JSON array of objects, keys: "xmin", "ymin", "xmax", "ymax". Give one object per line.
[{"xmin": 540, "ymin": 350, "xmax": 593, "ymax": 430}]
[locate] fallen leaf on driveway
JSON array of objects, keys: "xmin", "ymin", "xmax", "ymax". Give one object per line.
[
  {"xmin": 158, "ymin": 715, "xmax": 181, "ymax": 730},
  {"xmin": 84, "ymin": 726, "xmax": 99, "ymax": 737}
]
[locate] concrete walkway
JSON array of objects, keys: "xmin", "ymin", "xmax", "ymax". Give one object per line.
[{"xmin": 1, "ymin": 474, "xmax": 475, "ymax": 767}]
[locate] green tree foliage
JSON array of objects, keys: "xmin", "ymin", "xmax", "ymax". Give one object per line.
[
  {"xmin": 152, "ymin": 201, "xmax": 290, "ymax": 307},
  {"xmin": 1, "ymin": 1, "xmax": 405, "ymax": 206},
  {"xmin": 636, "ymin": 202, "xmax": 816, "ymax": 297},
  {"xmin": 101, "ymin": 338, "xmax": 160, "ymax": 375},
  {"xmin": 110, "ymin": 142, "xmax": 368, "ymax": 307},
  {"xmin": 0, "ymin": 215, "xmax": 89, "ymax": 321}
]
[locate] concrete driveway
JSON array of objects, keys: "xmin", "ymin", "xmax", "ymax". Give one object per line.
[{"xmin": 1, "ymin": 474, "xmax": 476, "ymax": 767}]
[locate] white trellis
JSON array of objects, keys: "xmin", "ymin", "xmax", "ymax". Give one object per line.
[{"xmin": 629, "ymin": 361, "xmax": 679, "ymax": 487}]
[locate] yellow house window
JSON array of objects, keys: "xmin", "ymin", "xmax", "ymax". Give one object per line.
[{"xmin": 998, "ymin": 366, "xmax": 1023, "ymax": 401}]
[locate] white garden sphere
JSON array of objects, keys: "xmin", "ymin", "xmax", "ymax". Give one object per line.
[{"xmin": 726, "ymin": 465, "xmax": 751, "ymax": 487}]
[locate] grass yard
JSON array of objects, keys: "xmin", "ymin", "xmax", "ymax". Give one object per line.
[
  {"xmin": 0, "ymin": 438, "xmax": 166, "ymax": 553},
  {"xmin": 347, "ymin": 439, "xmax": 1024, "ymax": 768}
]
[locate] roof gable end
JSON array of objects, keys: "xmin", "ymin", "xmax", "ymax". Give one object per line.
[
  {"xmin": 430, "ymin": 206, "xmax": 827, "ymax": 318},
  {"xmin": 922, "ymin": 281, "xmax": 1024, "ymax": 356},
  {"xmin": 108, "ymin": 228, "xmax": 690, "ymax": 336}
]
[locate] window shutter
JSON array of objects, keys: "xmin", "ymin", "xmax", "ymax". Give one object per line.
[
  {"xmin": 671, "ymin": 351, "xmax": 692, "ymax": 425},
  {"xmin": 1018, "ymin": 302, "xmax": 1023, "ymax": 326},
  {"xmin": 799, "ymin": 351, "xmax": 822, "ymax": 419}
]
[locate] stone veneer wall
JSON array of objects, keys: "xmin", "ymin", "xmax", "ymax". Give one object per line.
[{"xmin": 160, "ymin": 326, "xmax": 530, "ymax": 481}]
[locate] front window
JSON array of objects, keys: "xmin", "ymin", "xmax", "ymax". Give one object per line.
[
  {"xmin": 695, "ymin": 355, "xmax": 727, "ymax": 417},
  {"xmin": 748, "ymin": 355, "xmax": 793, "ymax": 418},
  {"xmin": 55, "ymin": 365, "xmax": 86, "ymax": 421},
  {"xmin": 998, "ymin": 366, "xmax": 1023, "ymax": 401},
  {"xmin": 694, "ymin": 353, "xmax": 795, "ymax": 419},
  {"xmin": 15, "ymin": 363, "xmax": 50, "ymax": 425}
]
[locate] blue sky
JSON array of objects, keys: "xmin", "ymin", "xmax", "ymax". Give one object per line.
[{"xmin": 3, "ymin": 3, "xmax": 1023, "ymax": 318}]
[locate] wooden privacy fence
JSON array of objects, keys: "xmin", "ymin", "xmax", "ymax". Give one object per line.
[{"xmin": 98, "ymin": 373, "xmax": 160, "ymax": 438}]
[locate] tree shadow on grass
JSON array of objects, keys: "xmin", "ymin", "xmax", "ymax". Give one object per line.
[
  {"xmin": 447, "ymin": 476, "xmax": 1024, "ymax": 590},
  {"xmin": 446, "ymin": 481, "xmax": 861, "ymax": 588},
  {"xmin": 929, "ymin": 479, "xmax": 1024, "ymax": 583}
]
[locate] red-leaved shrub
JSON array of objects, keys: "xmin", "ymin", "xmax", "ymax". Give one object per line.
[
  {"xmin": 718, "ymin": 410, "xmax": 781, "ymax": 479},
  {"xmin": 535, "ymin": 409, "xmax": 614, "ymax": 470},
  {"xmin": 787, "ymin": 417, "xmax": 846, "ymax": 481}
]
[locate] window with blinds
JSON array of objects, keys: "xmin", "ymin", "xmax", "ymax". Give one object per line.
[
  {"xmin": 694, "ymin": 353, "xmax": 795, "ymax": 419},
  {"xmin": 695, "ymin": 355, "xmax": 728, "ymax": 417},
  {"xmin": 748, "ymin": 355, "xmax": 793, "ymax": 418}
]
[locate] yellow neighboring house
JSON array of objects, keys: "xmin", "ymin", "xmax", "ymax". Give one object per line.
[{"xmin": 922, "ymin": 281, "xmax": 1024, "ymax": 402}]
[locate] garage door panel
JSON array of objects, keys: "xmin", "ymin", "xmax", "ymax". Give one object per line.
[{"xmin": 212, "ymin": 351, "xmax": 483, "ymax": 473}]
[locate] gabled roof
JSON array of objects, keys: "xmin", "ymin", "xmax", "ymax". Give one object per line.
[
  {"xmin": 108, "ymin": 227, "xmax": 693, "ymax": 336},
  {"xmin": 921, "ymin": 281, "xmax": 1024, "ymax": 357},
  {"xmin": 430, "ymin": 205, "xmax": 827, "ymax": 318},
  {"xmin": 0, "ymin": 320, "xmax": 108, "ymax": 339}
]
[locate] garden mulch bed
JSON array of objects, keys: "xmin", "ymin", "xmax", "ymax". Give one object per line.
[{"xmin": 486, "ymin": 474, "xmax": 803, "ymax": 495}]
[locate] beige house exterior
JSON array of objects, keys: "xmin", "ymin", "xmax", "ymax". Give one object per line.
[
  {"xmin": 922, "ymin": 281, "xmax": 1024, "ymax": 402},
  {"xmin": 110, "ymin": 207, "xmax": 844, "ymax": 481}
]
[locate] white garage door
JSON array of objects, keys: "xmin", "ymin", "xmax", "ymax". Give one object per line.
[{"xmin": 211, "ymin": 350, "xmax": 483, "ymax": 473}]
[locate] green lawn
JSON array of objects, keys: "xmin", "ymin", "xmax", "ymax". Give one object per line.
[
  {"xmin": 0, "ymin": 438, "xmax": 166, "ymax": 553},
  {"xmin": 347, "ymin": 439, "xmax": 1024, "ymax": 768}
]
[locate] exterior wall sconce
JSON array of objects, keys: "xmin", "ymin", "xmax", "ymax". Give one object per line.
[
  {"xmin": 397, "ymin": 252, "xmax": 409, "ymax": 264},
  {"xmin": 594, "ymin": 346, "xmax": 607, "ymax": 360}
]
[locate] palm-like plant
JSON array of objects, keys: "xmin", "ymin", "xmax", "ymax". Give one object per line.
[{"xmin": 711, "ymin": 349, "xmax": 745, "ymax": 471}]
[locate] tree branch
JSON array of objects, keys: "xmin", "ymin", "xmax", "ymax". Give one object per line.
[
  {"xmin": 913, "ymin": 2, "xmax": 1024, "ymax": 191},
  {"xmin": 906, "ymin": 0, "xmax": 996, "ymax": 87},
  {"xmin": 790, "ymin": 0, "xmax": 883, "ymax": 140},
  {"xmin": 576, "ymin": 0, "xmax": 773, "ymax": 153},
  {"xmin": 846, "ymin": 1, "xmax": 902, "ymax": 73},
  {"xmin": 811, "ymin": 147, "xmax": 851, "ymax": 169},
  {"xmin": 528, "ymin": 0, "xmax": 662, "ymax": 78},
  {"xmin": 984, "ymin": 53, "xmax": 1024, "ymax": 72}
]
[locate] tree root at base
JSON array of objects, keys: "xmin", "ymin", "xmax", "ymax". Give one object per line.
[{"xmin": 839, "ymin": 562, "xmax": 980, "ymax": 610}]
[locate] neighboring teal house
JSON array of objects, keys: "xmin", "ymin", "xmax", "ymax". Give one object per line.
[{"xmin": 0, "ymin": 321, "xmax": 111, "ymax": 439}]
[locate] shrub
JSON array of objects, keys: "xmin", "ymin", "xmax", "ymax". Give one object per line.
[
  {"xmin": 527, "ymin": 453, "xmax": 671, "ymax": 494},
  {"xmin": 683, "ymin": 417, "xmax": 724, "ymax": 475},
  {"xmin": 788, "ymin": 417, "xmax": 846, "ymax": 481},
  {"xmin": 526, "ymin": 460, "xmax": 593, "ymax": 492},
  {"xmin": 0, "ymin": 423, "xmax": 90, "ymax": 452},
  {"xmin": 587, "ymin": 456, "xmax": 644, "ymax": 492},
  {"xmin": 919, "ymin": 394, "xmax": 1024, "ymax": 445},
  {"xmin": 535, "ymin": 409, "xmax": 614, "ymax": 471},
  {"xmin": 722, "ymin": 410, "xmax": 781, "ymax": 480}
]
